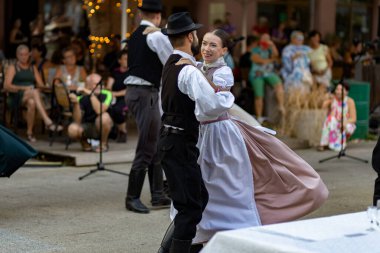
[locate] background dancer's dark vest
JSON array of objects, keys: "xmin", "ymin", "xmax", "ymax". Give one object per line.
[
  {"xmin": 127, "ymin": 25, "xmax": 163, "ymax": 88},
  {"xmin": 161, "ymin": 54, "xmax": 199, "ymax": 141}
]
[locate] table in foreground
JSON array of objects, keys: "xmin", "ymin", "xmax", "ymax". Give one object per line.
[{"xmin": 201, "ymin": 212, "xmax": 380, "ymax": 253}]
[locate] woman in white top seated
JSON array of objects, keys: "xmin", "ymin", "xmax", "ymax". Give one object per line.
[{"xmin": 54, "ymin": 47, "xmax": 87, "ymax": 92}]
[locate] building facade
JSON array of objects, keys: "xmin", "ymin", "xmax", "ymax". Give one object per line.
[{"xmin": 191, "ymin": 0, "xmax": 380, "ymax": 41}]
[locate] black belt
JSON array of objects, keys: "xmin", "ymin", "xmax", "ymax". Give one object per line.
[
  {"xmin": 162, "ymin": 126, "xmax": 184, "ymax": 135},
  {"xmin": 127, "ymin": 84, "xmax": 158, "ymax": 91}
]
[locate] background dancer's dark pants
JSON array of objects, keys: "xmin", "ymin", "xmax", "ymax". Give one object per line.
[
  {"xmin": 158, "ymin": 129, "xmax": 209, "ymax": 240},
  {"xmin": 125, "ymin": 86, "xmax": 169, "ymax": 213}
]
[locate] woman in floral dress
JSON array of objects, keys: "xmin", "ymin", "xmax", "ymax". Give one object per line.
[{"xmin": 319, "ymin": 83, "xmax": 357, "ymax": 151}]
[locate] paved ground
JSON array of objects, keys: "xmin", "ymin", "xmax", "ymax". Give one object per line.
[{"xmin": 0, "ymin": 140, "xmax": 378, "ymax": 253}]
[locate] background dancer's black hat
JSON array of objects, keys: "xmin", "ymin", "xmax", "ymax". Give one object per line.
[
  {"xmin": 162, "ymin": 12, "xmax": 203, "ymax": 35},
  {"xmin": 138, "ymin": 0, "xmax": 162, "ymax": 13}
]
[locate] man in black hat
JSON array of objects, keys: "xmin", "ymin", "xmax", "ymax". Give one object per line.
[
  {"xmin": 157, "ymin": 12, "xmax": 234, "ymax": 253},
  {"xmin": 124, "ymin": 0, "xmax": 172, "ymax": 214}
]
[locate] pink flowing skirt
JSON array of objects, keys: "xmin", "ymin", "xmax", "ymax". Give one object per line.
[{"xmin": 233, "ymin": 119, "xmax": 329, "ymax": 225}]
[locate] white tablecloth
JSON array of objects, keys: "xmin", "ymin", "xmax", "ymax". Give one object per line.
[{"xmin": 201, "ymin": 212, "xmax": 380, "ymax": 253}]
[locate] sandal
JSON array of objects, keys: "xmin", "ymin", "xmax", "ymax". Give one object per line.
[
  {"xmin": 27, "ymin": 134, "xmax": 37, "ymax": 143},
  {"xmin": 94, "ymin": 144, "xmax": 109, "ymax": 153},
  {"xmin": 80, "ymin": 138, "xmax": 92, "ymax": 152},
  {"xmin": 46, "ymin": 123, "xmax": 63, "ymax": 132},
  {"xmin": 317, "ymin": 146, "xmax": 326, "ymax": 151}
]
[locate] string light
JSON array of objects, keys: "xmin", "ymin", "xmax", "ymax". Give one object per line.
[
  {"xmin": 84, "ymin": 0, "xmax": 104, "ymax": 18},
  {"xmin": 87, "ymin": 0, "xmax": 140, "ymax": 57}
]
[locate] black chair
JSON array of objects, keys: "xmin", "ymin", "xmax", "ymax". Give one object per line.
[{"xmin": 50, "ymin": 78, "xmax": 73, "ymax": 149}]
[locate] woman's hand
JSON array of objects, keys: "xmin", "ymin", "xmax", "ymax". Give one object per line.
[
  {"xmin": 175, "ymin": 58, "xmax": 194, "ymax": 66},
  {"xmin": 143, "ymin": 26, "xmax": 160, "ymax": 35},
  {"xmin": 24, "ymin": 85, "xmax": 34, "ymax": 91},
  {"xmin": 292, "ymin": 51, "xmax": 303, "ymax": 60}
]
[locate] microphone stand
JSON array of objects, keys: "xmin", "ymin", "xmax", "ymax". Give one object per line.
[
  {"xmin": 79, "ymin": 80, "xmax": 129, "ymax": 180},
  {"xmin": 319, "ymin": 54, "xmax": 368, "ymax": 164}
]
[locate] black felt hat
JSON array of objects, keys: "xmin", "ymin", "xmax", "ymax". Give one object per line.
[
  {"xmin": 162, "ymin": 12, "xmax": 203, "ymax": 36},
  {"xmin": 138, "ymin": 0, "xmax": 162, "ymax": 13}
]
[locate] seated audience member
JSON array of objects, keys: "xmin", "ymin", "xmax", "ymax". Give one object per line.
[
  {"xmin": 239, "ymin": 35, "xmax": 259, "ymax": 87},
  {"xmin": 68, "ymin": 73, "xmax": 113, "ymax": 152},
  {"xmin": 249, "ymin": 33, "xmax": 285, "ymax": 122},
  {"xmin": 328, "ymin": 36, "xmax": 345, "ymax": 80},
  {"xmin": 221, "ymin": 12, "xmax": 236, "ymax": 37},
  {"xmin": 252, "ymin": 16, "xmax": 270, "ymax": 36},
  {"xmin": 106, "ymin": 50, "xmax": 128, "ymax": 143},
  {"xmin": 318, "ymin": 83, "xmax": 356, "ymax": 152},
  {"xmin": 70, "ymin": 38, "xmax": 88, "ymax": 68},
  {"xmin": 281, "ymin": 31, "xmax": 312, "ymax": 92},
  {"xmin": 54, "ymin": 47, "xmax": 87, "ymax": 92},
  {"xmin": 31, "ymin": 43, "xmax": 55, "ymax": 85},
  {"xmin": 271, "ymin": 22, "xmax": 287, "ymax": 53},
  {"xmin": 103, "ymin": 35, "xmax": 121, "ymax": 73},
  {"xmin": 4, "ymin": 44, "xmax": 62, "ymax": 142},
  {"xmin": 328, "ymin": 36, "xmax": 344, "ymax": 63},
  {"xmin": 308, "ymin": 30, "xmax": 333, "ymax": 92},
  {"xmin": 224, "ymin": 48, "xmax": 235, "ymax": 69},
  {"xmin": 343, "ymin": 39, "xmax": 373, "ymax": 79}
]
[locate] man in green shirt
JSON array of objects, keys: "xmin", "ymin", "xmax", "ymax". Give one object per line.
[{"xmin": 68, "ymin": 73, "xmax": 113, "ymax": 152}]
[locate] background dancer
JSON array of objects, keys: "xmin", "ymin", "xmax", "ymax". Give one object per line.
[{"xmin": 124, "ymin": 0, "xmax": 172, "ymax": 214}]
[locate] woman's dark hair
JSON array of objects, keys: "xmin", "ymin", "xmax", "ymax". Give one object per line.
[
  {"xmin": 308, "ymin": 30, "xmax": 321, "ymax": 40},
  {"xmin": 211, "ymin": 29, "xmax": 230, "ymax": 48},
  {"xmin": 333, "ymin": 81, "xmax": 350, "ymax": 92},
  {"xmin": 61, "ymin": 46, "xmax": 75, "ymax": 57},
  {"xmin": 117, "ymin": 49, "xmax": 128, "ymax": 59},
  {"xmin": 31, "ymin": 43, "xmax": 47, "ymax": 58}
]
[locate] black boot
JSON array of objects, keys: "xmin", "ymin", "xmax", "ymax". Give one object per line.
[
  {"xmin": 157, "ymin": 221, "xmax": 175, "ymax": 253},
  {"xmin": 148, "ymin": 162, "xmax": 171, "ymax": 207},
  {"xmin": 190, "ymin": 244, "xmax": 203, "ymax": 253},
  {"xmin": 125, "ymin": 169, "xmax": 150, "ymax": 213},
  {"xmin": 169, "ymin": 238, "xmax": 191, "ymax": 253}
]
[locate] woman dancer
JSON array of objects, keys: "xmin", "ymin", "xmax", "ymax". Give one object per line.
[{"xmin": 176, "ymin": 29, "xmax": 328, "ymax": 246}]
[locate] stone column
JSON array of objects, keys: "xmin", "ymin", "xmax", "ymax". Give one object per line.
[
  {"xmin": 314, "ymin": 0, "xmax": 336, "ymax": 37},
  {"xmin": 372, "ymin": 0, "xmax": 380, "ymax": 39}
]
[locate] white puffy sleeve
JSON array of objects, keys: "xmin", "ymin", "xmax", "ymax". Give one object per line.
[
  {"xmin": 212, "ymin": 66, "xmax": 234, "ymax": 88},
  {"xmin": 178, "ymin": 65, "xmax": 235, "ymax": 121},
  {"xmin": 147, "ymin": 31, "xmax": 173, "ymax": 65}
]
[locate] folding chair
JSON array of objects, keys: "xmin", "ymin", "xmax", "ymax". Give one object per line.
[{"xmin": 50, "ymin": 78, "xmax": 73, "ymax": 149}]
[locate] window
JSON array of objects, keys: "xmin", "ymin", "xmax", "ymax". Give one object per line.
[
  {"xmin": 336, "ymin": 0, "xmax": 372, "ymax": 43},
  {"xmin": 257, "ymin": 0, "xmax": 311, "ymax": 35}
]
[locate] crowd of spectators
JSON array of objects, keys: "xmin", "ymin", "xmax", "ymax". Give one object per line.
[
  {"xmin": 1, "ymin": 11, "xmax": 378, "ymax": 152},
  {"xmin": 0, "ymin": 4, "xmax": 128, "ymax": 151},
  {"xmin": 217, "ymin": 17, "xmax": 377, "ymax": 126}
]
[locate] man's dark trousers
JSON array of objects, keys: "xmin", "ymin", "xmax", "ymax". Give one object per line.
[
  {"xmin": 158, "ymin": 128, "xmax": 209, "ymax": 240},
  {"xmin": 125, "ymin": 86, "xmax": 165, "ymax": 212}
]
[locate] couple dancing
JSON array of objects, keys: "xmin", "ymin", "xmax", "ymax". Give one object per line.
[{"xmin": 157, "ymin": 12, "xmax": 329, "ymax": 253}]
